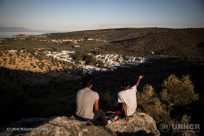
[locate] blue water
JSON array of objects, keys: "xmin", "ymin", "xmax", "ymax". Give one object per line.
[{"xmin": 0, "ymin": 32, "xmax": 47, "ymax": 38}]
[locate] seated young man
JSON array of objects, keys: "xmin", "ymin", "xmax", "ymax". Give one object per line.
[
  {"xmin": 118, "ymin": 75, "xmax": 144, "ymax": 121},
  {"xmin": 76, "ymin": 78, "xmax": 107, "ymax": 125}
]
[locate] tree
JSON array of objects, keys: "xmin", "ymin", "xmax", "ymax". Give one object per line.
[
  {"xmin": 160, "ymin": 74, "xmax": 199, "ymax": 107},
  {"xmin": 138, "ymin": 76, "xmax": 199, "ymax": 124},
  {"xmin": 96, "ymin": 60, "xmax": 104, "ymax": 68},
  {"xmin": 137, "ymin": 84, "xmax": 171, "ymax": 123},
  {"xmin": 83, "ymin": 54, "xmax": 96, "ymax": 65},
  {"xmin": 74, "ymin": 50, "xmax": 84, "ymax": 64}
]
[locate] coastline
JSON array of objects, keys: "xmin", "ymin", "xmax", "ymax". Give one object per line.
[{"xmin": 0, "ymin": 32, "xmax": 47, "ymax": 38}]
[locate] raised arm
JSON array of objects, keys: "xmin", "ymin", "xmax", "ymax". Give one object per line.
[{"xmin": 135, "ymin": 75, "xmax": 144, "ymax": 88}]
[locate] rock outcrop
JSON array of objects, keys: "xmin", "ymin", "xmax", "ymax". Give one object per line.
[
  {"xmin": 107, "ymin": 112, "xmax": 160, "ymax": 135},
  {"xmin": 1, "ymin": 112, "xmax": 160, "ymax": 136}
]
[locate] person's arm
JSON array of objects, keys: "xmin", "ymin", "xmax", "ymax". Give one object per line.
[
  {"xmin": 118, "ymin": 93, "xmax": 129, "ymax": 121},
  {"xmin": 122, "ymin": 102, "xmax": 129, "ymax": 121},
  {"xmin": 135, "ymin": 75, "xmax": 144, "ymax": 88},
  {"xmin": 94, "ymin": 99, "xmax": 99, "ymax": 113}
]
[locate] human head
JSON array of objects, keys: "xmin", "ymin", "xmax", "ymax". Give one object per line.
[
  {"xmin": 83, "ymin": 78, "xmax": 93, "ymax": 88},
  {"xmin": 121, "ymin": 80, "xmax": 131, "ymax": 90}
]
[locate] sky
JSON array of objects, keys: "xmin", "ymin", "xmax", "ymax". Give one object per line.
[{"xmin": 0, "ymin": 0, "xmax": 204, "ymax": 31}]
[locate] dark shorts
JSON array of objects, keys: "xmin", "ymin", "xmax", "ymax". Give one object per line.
[
  {"xmin": 74, "ymin": 114, "xmax": 92, "ymax": 122},
  {"xmin": 75, "ymin": 110, "xmax": 107, "ymax": 126}
]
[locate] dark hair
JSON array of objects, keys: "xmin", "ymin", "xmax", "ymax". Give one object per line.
[
  {"xmin": 83, "ymin": 78, "xmax": 93, "ymax": 87},
  {"xmin": 121, "ymin": 80, "xmax": 130, "ymax": 89}
]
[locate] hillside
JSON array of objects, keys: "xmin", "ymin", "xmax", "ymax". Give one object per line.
[
  {"xmin": 0, "ymin": 50, "xmax": 71, "ymax": 73},
  {"xmin": 44, "ymin": 28, "xmax": 204, "ymax": 59},
  {"xmin": 1, "ymin": 28, "xmax": 204, "ymax": 60}
]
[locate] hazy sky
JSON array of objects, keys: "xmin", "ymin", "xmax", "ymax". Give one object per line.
[{"xmin": 0, "ymin": 0, "xmax": 204, "ymax": 31}]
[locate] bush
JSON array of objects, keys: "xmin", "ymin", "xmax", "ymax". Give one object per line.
[
  {"xmin": 96, "ymin": 60, "xmax": 104, "ymax": 68},
  {"xmin": 142, "ymin": 84, "xmax": 155, "ymax": 97},
  {"xmin": 137, "ymin": 84, "xmax": 172, "ymax": 123},
  {"xmin": 180, "ymin": 114, "xmax": 191, "ymax": 124},
  {"xmin": 138, "ymin": 78, "xmax": 198, "ymax": 124},
  {"xmin": 83, "ymin": 54, "xmax": 96, "ymax": 65},
  {"xmin": 160, "ymin": 74, "xmax": 199, "ymax": 107},
  {"xmin": 74, "ymin": 50, "xmax": 84, "ymax": 64},
  {"xmin": 154, "ymin": 74, "xmax": 199, "ymax": 124}
]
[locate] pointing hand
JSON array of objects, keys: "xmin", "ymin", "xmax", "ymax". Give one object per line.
[{"xmin": 139, "ymin": 75, "xmax": 144, "ymax": 80}]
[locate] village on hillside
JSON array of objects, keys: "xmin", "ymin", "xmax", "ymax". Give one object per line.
[
  {"xmin": 35, "ymin": 50, "xmax": 147, "ymax": 74},
  {"xmin": 4, "ymin": 49, "xmax": 147, "ymax": 74},
  {"xmin": 0, "ymin": 33, "xmax": 148, "ymax": 74}
]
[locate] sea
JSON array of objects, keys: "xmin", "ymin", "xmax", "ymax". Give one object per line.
[{"xmin": 0, "ymin": 32, "xmax": 47, "ymax": 38}]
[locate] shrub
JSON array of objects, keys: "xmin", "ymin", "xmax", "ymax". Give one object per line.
[
  {"xmin": 142, "ymin": 84, "xmax": 155, "ymax": 97},
  {"xmin": 83, "ymin": 54, "xmax": 96, "ymax": 65},
  {"xmin": 137, "ymin": 84, "xmax": 172, "ymax": 123},
  {"xmin": 96, "ymin": 60, "xmax": 104, "ymax": 68},
  {"xmin": 180, "ymin": 114, "xmax": 191, "ymax": 124},
  {"xmin": 144, "ymin": 100, "xmax": 172, "ymax": 123},
  {"xmin": 157, "ymin": 74, "xmax": 199, "ymax": 124},
  {"xmin": 74, "ymin": 50, "xmax": 84, "ymax": 64},
  {"xmin": 138, "ymin": 81, "xmax": 197, "ymax": 124},
  {"xmin": 160, "ymin": 74, "xmax": 199, "ymax": 107}
]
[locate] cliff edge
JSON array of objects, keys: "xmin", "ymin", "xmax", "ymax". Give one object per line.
[{"xmin": 1, "ymin": 112, "xmax": 160, "ymax": 136}]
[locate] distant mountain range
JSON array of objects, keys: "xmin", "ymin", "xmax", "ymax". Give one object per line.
[{"xmin": 0, "ymin": 26, "xmax": 44, "ymax": 32}]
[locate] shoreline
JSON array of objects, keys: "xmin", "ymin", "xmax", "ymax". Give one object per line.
[{"xmin": 0, "ymin": 32, "xmax": 47, "ymax": 38}]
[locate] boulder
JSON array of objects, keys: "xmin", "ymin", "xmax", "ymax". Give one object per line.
[
  {"xmin": 1, "ymin": 112, "xmax": 160, "ymax": 136},
  {"xmin": 107, "ymin": 112, "xmax": 160, "ymax": 136}
]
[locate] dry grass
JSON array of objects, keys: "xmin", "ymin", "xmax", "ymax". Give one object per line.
[{"xmin": 0, "ymin": 50, "xmax": 70, "ymax": 73}]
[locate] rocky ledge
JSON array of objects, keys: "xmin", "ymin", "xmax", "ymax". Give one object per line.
[{"xmin": 1, "ymin": 112, "xmax": 160, "ymax": 136}]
